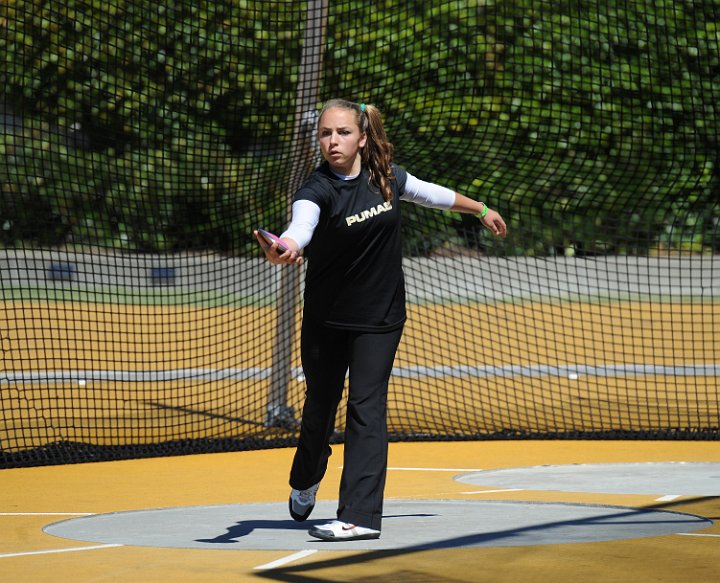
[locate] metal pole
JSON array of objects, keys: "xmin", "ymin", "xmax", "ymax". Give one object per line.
[{"xmin": 266, "ymin": 0, "xmax": 328, "ymax": 427}]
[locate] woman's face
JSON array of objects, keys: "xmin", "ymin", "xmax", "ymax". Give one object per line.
[{"xmin": 317, "ymin": 107, "xmax": 367, "ymax": 176}]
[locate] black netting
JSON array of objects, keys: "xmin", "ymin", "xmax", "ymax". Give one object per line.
[{"xmin": 2, "ymin": 1, "xmax": 719, "ymax": 468}]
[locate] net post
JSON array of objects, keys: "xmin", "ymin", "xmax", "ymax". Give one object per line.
[{"xmin": 266, "ymin": 0, "xmax": 328, "ymax": 428}]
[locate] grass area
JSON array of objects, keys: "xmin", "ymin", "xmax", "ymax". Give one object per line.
[
  {"xmin": 0, "ymin": 286, "xmax": 276, "ymax": 307},
  {"xmin": 2, "ymin": 285, "xmax": 717, "ymax": 308}
]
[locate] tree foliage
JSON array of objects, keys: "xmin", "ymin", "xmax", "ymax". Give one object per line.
[{"xmin": 1, "ymin": 0, "xmax": 718, "ymax": 255}]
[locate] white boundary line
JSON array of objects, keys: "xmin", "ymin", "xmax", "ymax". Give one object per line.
[
  {"xmin": 0, "ymin": 544, "xmax": 122, "ymax": 559},
  {"xmin": 0, "ymin": 512, "xmax": 93, "ymax": 516},
  {"xmin": 254, "ymin": 550, "xmax": 318, "ymax": 570},
  {"xmin": 5, "ymin": 362, "xmax": 718, "ymax": 384},
  {"xmin": 460, "ymin": 489, "xmax": 524, "ymax": 494},
  {"xmin": 355, "ymin": 467, "xmax": 484, "ymax": 472},
  {"xmin": 677, "ymin": 533, "xmax": 720, "ymax": 538}
]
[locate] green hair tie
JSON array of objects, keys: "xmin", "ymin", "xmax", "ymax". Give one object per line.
[{"xmin": 360, "ymin": 103, "xmax": 366, "ymax": 112}]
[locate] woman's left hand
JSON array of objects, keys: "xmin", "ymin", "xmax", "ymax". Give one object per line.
[{"xmin": 481, "ymin": 208, "xmax": 507, "ymax": 238}]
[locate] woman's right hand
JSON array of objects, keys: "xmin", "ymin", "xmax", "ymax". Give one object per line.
[{"xmin": 254, "ymin": 230, "xmax": 304, "ymax": 265}]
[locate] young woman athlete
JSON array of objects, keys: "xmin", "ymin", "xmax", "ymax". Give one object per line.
[{"xmin": 255, "ymin": 98, "xmax": 506, "ymax": 541}]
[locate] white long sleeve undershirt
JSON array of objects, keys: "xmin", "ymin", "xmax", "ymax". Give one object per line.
[{"xmin": 280, "ymin": 172, "xmax": 457, "ymax": 250}]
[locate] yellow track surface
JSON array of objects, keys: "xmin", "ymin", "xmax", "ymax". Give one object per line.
[{"xmin": 1, "ymin": 440, "xmax": 719, "ymax": 582}]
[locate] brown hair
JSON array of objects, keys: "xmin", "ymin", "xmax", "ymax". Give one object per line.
[{"xmin": 318, "ymin": 99, "xmax": 395, "ymax": 202}]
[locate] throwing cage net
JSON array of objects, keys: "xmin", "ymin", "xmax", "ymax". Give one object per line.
[{"xmin": 1, "ymin": 0, "xmax": 719, "ymax": 467}]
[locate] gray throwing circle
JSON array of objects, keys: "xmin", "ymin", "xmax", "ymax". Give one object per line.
[
  {"xmin": 454, "ymin": 462, "xmax": 720, "ymax": 495},
  {"xmin": 44, "ymin": 498, "xmax": 712, "ymax": 551}
]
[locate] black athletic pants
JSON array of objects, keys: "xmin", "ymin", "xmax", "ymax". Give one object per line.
[{"xmin": 289, "ymin": 319, "xmax": 404, "ymax": 531}]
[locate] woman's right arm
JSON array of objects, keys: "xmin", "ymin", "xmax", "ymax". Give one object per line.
[
  {"xmin": 254, "ymin": 199, "xmax": 321, "ymax": 265},
  {"xmin": 281, "ymin": 200, "xmax": 321, "ymax": 250}
]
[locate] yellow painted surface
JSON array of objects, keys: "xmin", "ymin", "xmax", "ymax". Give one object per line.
[
  {"xmin": 3, "ymin": 300, "xmax": 719, "ymax": 446},
  {"xmin": 5, "ymin": 301, "xmax": 719, "ymax": 370},
  {"xmin": 1, "ymin": 441, "xmax": 719, "ymax": 582},
  {"xmin": 2, "ymin": 300, "xmax": 719, "ymax": 580}
]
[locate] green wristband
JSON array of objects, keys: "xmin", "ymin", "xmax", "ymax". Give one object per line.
[{"xmin": 480, "ymin": 203, "xmax": 488, "ymax": 218}]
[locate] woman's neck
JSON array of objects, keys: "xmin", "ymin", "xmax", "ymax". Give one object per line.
[
  {"xmin": 328, "ymin": 154, "xmax": 362, "ymax": 178},
  {"xmin": 330, "ymin": 168, "xmax": 360, "ymax": 180}
]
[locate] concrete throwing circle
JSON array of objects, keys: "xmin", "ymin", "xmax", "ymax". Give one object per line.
[
  {"xmin": 44, "ymin": 499, "xmax": 711, "ymax": 551},
  {"xmin": 454, "ymin": 462, "xmax": 720, "ymax": 495}
]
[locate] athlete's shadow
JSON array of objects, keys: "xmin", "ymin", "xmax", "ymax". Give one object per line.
[
  {"xmin": 195, "ymin": 514, "xmax": 437, "ymax": 544},
  {"xmin": 196, "ymin": 519, "xmax": 313, "ymax": 544}
]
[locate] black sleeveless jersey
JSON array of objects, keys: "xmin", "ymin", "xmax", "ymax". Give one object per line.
[{"xmin": 294, "ymin": 162, "xmax": 409, "ymax": 331}]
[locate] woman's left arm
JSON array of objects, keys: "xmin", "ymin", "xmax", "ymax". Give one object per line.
[
  {"xmin": 401, "ymin": 173, "xmax": 507, "ymax": 238},
  {"xmin": 451, "ymin": 193, "xmax": 507, "ymax": 238}
]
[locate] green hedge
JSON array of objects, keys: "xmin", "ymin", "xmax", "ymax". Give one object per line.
[{"xmin": 1, "ymin": 0, "xmax": 718, "ymax": 255}]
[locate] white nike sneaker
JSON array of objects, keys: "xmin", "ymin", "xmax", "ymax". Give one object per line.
[
  {"xmin": 289, "ymin": 483, "xmax": 320, "ymax": 521},
  {"xmin": 309, "ymin": 519, "xmax": 381, "ymax": 541}
]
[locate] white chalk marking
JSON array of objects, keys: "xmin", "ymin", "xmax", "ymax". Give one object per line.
[
  {"xmin": 254, "ymin": 550, "xmax": 318, "ymax": 570},
  {"xmin": 377, "ymin": 467, "xmax": 483, "ymax": 472},
  {"xmin": 0, "ymin": 512, "xmax": 93, "ymax": 516},
  {"xmin": 677, "ymin": 533, "xmax": 720, "ymax": 538},
  {"xmin": 655, "ymin": 495, "xmax": 681, "ymax": 502},
  {"xmin": 460, "ymin": 489, "xmax": 524, "ymax": 494},
  {"xmin": 0, "ymin": 544, "xmax": 121, "ymax": 559}
]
